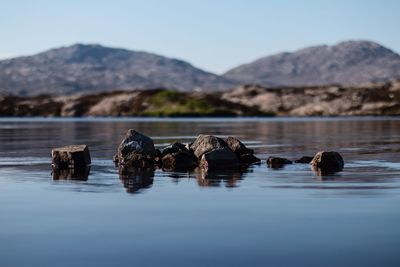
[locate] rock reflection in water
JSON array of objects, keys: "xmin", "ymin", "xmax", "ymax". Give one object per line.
[
  {"xmin": 196, "ymin": 167, "xmax": 245, "ymax": 188},
  {"xmin": 119, "ymin": 166, "xmax": 154, "ymax": 193},
  {"xmin": 311, "ymin": 165, "xmax": 343, "ymax": 180},
  {"xmin": 52, "ymin": 166, "xmax": 90, "ymax": 181}
]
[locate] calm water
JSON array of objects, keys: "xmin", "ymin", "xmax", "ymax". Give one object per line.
[{"xmin": 1, "ymin": 117, "xmax": 400, "ymax": 267}]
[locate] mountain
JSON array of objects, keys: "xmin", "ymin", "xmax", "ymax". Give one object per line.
[
  {"xmin": 223, "ymin": 40, "xmax": 400, "ymax": 87},
  {"xmin": 0, "ymin": 44, "xmax": 235, "ymax": 95}
]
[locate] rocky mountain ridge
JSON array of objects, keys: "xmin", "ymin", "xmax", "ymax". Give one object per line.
[{"xmin": 1, "ymin": 41, "xmax": 400, "ymax": 96}]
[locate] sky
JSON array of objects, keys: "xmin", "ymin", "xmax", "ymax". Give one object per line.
[{"xmin": 1, "ymin": 0, "xmax": 399, "ymax": 73}]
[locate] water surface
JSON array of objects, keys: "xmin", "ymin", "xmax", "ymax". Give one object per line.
[{"xmin": 1, "ymin": 117, "xmax": 400, "ymax": 266}]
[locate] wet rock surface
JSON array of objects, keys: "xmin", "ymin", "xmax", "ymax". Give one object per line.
[
  {"xmin": 311, "ymin": 151, "xmax": 344, "ymax": 171},
  {"xmin": 113, "ymin": 131, "xmax": 259, "ymax": 172},
  {"xmin": 200, "ymin": 147, "xmax": 239, "ymax": 171},
  {"xmin": 161, "ymin": 142, "xmax": 198, "ymax": 171},
  {"xmin": 115, "ymin": 129, "xmax": 157, "ymax": 167},
  {"xmin": 51, "ymin": 144, "xmax": 91, "ymax": 169}
]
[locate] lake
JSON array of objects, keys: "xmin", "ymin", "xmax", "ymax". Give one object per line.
[{"xmin": 0, "ymin": 117, "xmax": 400, "ymax": 267}]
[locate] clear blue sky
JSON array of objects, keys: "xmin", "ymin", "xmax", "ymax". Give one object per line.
[{"xmin": 1, "ymin": 0, "xmax": 399, "ymax": 73}]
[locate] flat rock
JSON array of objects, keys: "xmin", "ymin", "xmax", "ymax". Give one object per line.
[
  {"xmin": 51, "ymin": 144, "xmax": 91, "ymax": 169},
  {"xmin": 311, "ymin": 151, "xmax": 344, "ymax": 170}
]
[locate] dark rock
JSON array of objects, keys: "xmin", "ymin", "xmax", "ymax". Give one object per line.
[
  {"xmin": 266, "ymin": 156, "xmax": 293, "ymax": 167},
  {"xmin": 311, "ymin": 151, "xmax": 344, "ymax": 170},
  {"xmin": 239, "ymin": 153, "xmax": 261, "ymax": 164},
  {"xmin": 190, "ymin": 135, "xmax": 227, "ymax": 158},
  {"xmin": 51, "ymin": 144, "xmax": 91, "ymax": 169},
  {"xmin": 295, "ymin": 156, "xmax": 314, "ymax": 163},
  {"xmin": 115, "ymin": 129, "xmax": 156, "ymax": 167},
  {"xmin": 225, "ymin": 136, "xmax": 253, "ymax": 155},
  {"xmin": 200, "ymin": 147, "xmax": 238, "ymax": 171},
  {"xmin": 161, "ymin": 142, "xmax": 189, "ymax": 157},
  {"xmin": 162, "ymin": 151, "xmax": 198, "ymax": 172}
]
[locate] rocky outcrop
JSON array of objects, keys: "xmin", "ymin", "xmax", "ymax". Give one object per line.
[
  {"xmin": 222, "ymin": 81, "xmax": 400, "ymax": 116},
  {"xmin": 1, "ymin": 81, "xmax": 399, "ymax": 117}
]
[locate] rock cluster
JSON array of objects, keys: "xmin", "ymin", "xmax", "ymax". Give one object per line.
[
  {"xmin": 266, "ymin": 151, "xmax": 344, "ymax": 172},
  {"xmin": 114, "ymin": 130, "xmax": 261, "ymax": 172}
]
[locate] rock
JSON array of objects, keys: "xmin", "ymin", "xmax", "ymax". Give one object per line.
[
  {"xmin": 239, "ymin": 153, "xmax": 261, "ymax": 164},
  {"xmin": 200, "ymin": 147, "xmax": 238, "ymax": 171},
  {"xmin": 266, "ymin": 156, "xmax": 293, "ymax": 166},
  {"xmin": 162, "ymin": 151, "xmax": 198, "ymax": 172},
  {"xmin": 161, "ymin": 142, "xmax": 198, "ymax": 171},
  {"xmin": 225, "ymin": 136, "xmax": 253, "ymax": 155},
  {"xmin": 51, "ymin": 144, "xmax": 91, "ymax": 169},
  {"xmin": 161, "ymin": 142, "xmax": 188, "ymax": 157},
  {"xmin": 225, "ymin": 136, "xmax": 260, "ymax": 164},
  {"xmin": 189, "ymin": 135, "xmax": 227, "ymax": 158},
  {"xmin": 115, "ymin": 129, "xmax": 157, "ymax": 167},
  {"xmin": 310, "ymin": 151, "xmax": 344, "ymax": 170},
  {"xmin": 295, "ymin": 156, "xmax": 314, "ymax": 163}
]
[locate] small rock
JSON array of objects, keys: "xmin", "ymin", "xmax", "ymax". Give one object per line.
[
  {"xmin": 190, "ymin": 135, "xmax": 226, "ymax": 158},
  {"xmin": 310, "ymin": 151, "xmax": 344, "ymax": 170},
  {"xmin": 200, "ymin": 147, "xmax": 238, "ymax": 171},
  {"xmin": 266, "ymin": 156, "xmax": 293, "ymax": 166},
  {"xmin": 161, "ymin": 142, "xmax": 189, "ymax": 157},
  {"xmin": 115, "ymin": 129, "xmax": 157, "ymax": 167},
  {"xmin": 295, "ymin": 156, "xmax": 314, "ymax": 163},
  {"xmin": 225, "ymin": 136, "xmax": 253, "ymax": 155},
  {"xmin": 162, "ymin": 151, "xmax": 198, "ymax": 171},
  {"xmin": 51, "ymin": 144, "xmax": 91, "ymax": 169}
]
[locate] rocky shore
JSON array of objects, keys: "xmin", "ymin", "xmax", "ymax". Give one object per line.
[{"xmin": 1, "ymin": 81, "xmax": 399, "ymax": 117}]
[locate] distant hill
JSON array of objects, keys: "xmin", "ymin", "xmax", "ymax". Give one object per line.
[
  {"xmin": 1, "ymin": 41, "xmax": 400, "ymax": 96},
  {"xmin": 223, "ymin": 40, "xmax": 400, "ymax": 87},
  {"xmin": 0, "ymin": 44, "xmax": 234, "ymax": 95}
]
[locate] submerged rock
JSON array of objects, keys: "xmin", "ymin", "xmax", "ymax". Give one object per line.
[
  {"xmin": 239, "ymin": 153, "xmax": 261, "ymax": 164},
  {"xmin": 115, "ymin": 129, "xmax": 157, "ymax": 167},
  {"xmin": 310, "ymin": 151, "xmax": 344, "ymax": 170},
  {"xmin": 51, "ymin": 144, "xmax": 91, "ymax": 169},
  {"xmin": 295, "ymin": 156, "xmax": 314, "ymax": 163},
  {"xmin": 266, "ymin": 156, "xmax": 293, "ymax": 167}
]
